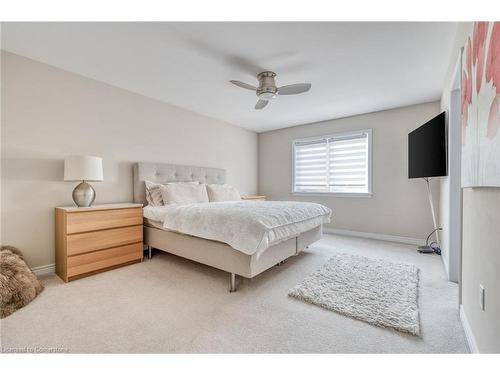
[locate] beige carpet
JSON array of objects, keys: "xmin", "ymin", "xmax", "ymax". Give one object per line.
[{"xmin": 0, "ymin": 234, "xmax": 468, "ymax": 353}]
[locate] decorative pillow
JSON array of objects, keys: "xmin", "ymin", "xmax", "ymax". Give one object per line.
[
  {"xmin": 145, "ymin": 181, "xmax": 164, "ymax": 206},
  {"xmin": 206, "ymin": 184, "xmax": 242, "ymax": 202},
  {"xmin": 160, "ymin": 183, "xmax": 209, "ymax": 205},
  {"xmin": 145, "ymin": 181, "xmax": 199, "ymax": 206}
]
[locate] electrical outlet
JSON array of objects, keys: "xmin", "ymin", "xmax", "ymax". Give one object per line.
[{"xmin": 479, "ymin": 284, "xmax": 485, "ymax": 311}]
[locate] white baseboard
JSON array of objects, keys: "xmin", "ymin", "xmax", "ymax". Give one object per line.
[
  {"xmin": 323, "ymin": 227, "xmax": 425, "ymax": 246},
  {"xmin": 460, "ymin": 304, "xmax": 479, "ymax": 353},
  {"xmin": 31, "ymin": 263, "xmax": 55, "ymax": 276}
]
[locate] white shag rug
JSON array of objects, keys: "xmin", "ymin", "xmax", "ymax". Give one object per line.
[{"xmin": 289, "ymin": 253, "xmax": 420, "ymax": 336}]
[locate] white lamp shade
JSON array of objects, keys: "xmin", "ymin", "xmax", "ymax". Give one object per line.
[{"xmin": 64, "ymin": 155, "xmax": 103, "ymax": 182}]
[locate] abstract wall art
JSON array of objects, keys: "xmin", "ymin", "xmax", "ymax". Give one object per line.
[{"xmin": 461, "ymin": 22, "xmax": 500, "ymax": 187}]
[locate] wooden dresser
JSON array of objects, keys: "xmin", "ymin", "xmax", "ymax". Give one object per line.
[
  {"xmin": 55, "ymin": 203, "xmax": 143, "ymax": 282},
  {"xmin": 241, "ymin": 195, "xmax": 266, "ymax": 201}
]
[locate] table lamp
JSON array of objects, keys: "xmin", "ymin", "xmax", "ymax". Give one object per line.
[{"xmin": 64, "ymin": 155, "xmax": 103, "ymax": 207}]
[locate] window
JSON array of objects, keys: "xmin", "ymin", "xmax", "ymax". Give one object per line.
[{"xmin": 293, "ymin": 129, "xmax": 372, "ymax": 196}]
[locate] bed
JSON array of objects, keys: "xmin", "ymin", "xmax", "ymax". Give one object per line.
[{"xmin": 133, "ymin": 162, "xmax": 331, "ymax": 292}]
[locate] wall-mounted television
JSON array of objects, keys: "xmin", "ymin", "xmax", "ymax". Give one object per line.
[{"xmin": 408, "ymin": 112, "xmax": 447, "ymax": 179}]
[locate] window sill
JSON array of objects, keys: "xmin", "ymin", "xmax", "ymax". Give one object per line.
[{"xmin": 292, "ymin": 192, "xmax": 373, "ymax": 198}]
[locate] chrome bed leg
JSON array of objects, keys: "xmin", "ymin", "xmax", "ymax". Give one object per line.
[
  {"xmin": 147, "ymin": 245, "xmax": 152, "ymax": 260},
  {"xmin": 229, "ymin": 273, "xmax": 236, "ymax": 293}
]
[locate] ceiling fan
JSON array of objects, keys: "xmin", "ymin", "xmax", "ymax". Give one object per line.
[{"xmin": 230, "ymin": 71, "xmax": 311, "ymax": 110}]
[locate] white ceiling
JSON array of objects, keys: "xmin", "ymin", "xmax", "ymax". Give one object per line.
[{"xmin": 2, "ymin": 22, "xmax": 458, "ymax": 132}]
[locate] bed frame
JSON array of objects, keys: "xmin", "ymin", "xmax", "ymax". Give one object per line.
[{"xmin": 133, "ymin": 162, "xmax": 322, "ymax": 292}]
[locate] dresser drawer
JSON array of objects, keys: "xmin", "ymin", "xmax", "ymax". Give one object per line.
[
  {"xmin": 66, "ymin": 208, "xmax": 143, "ymax": 234},
  {"xmin": 241, "ymin": 195, "xmax": 266, "ymax": 201},
  {"xmin": 67, "ymin": 242, "xmax": 143, "ymax": 278},
  {"xmin": 66, "ymin": 225, "xmax": 143, "ymax": 256}
]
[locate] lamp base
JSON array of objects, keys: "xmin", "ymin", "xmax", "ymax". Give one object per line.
[{"xmin": 72, "ymin": 181, "xmax": 96, "ymax": 207}]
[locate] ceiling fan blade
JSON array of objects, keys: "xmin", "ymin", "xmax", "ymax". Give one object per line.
[
  {"xmin": 278, "ymin": 83, "xmax": 312, "ymax": 95},
  {"xmin": 255, "ymin": 99, "xmax": 268, "ymax": 110},
  {"xmin": 230, "ymin": 80, "xmax": 257, "ymax": 91}
]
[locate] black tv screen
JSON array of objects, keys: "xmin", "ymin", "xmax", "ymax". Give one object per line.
[{"xmin": 408, "ymin": 112, "xmax": 447, "ymax": 178}]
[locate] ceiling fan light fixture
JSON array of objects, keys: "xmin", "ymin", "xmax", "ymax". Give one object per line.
[
  {"xmin": 230, "ymin": 71, "xmax": 311, "ymax": 110},
  {"xmin": 258, "ymin": 91, "xmax": 277, "ymax": 100}
]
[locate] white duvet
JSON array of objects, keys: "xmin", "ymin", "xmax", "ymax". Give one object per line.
[{"xmin": 143, "ymin": 200, "xmax": 332, "ymax": 255}]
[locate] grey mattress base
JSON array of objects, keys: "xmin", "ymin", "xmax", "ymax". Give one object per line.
[{"xmin": 144, "ymin": 225, "xmax": 322, "ymax": 279}]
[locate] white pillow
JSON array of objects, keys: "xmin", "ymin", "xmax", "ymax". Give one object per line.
[
  {"xmin": 145, "ymin": 180, "xmax": 199, "ymax": 206},
  {"xmin": 160, "ymin": 183, "xmax": 209, "ymax": 205},
  {"xmin": 206, "ymin": 184, "xmax": 241, "ymax": 202}
]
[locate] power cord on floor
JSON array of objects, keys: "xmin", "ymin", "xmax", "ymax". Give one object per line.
[
  {"xmin": 418, "ymin": 228, "xmax": 442, "ymax": 254},
  {"xmin": 426, "ymin": 228, "xmax": 442, "ymax": 255},
  {"xmin": 429, "ymin": 241, "xmax": 442, "ymax": 255}
]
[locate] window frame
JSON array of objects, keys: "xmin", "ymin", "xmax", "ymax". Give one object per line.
[{"xmin": 291, "ymin": 129, "xmax": 373, "ymax": 198}]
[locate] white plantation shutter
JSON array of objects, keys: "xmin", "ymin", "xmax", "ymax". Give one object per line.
[{"xmin": 293, "ymin": 130, "xmax": 371, "ymax": 194}]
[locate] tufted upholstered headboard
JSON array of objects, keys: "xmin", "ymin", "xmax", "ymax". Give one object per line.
[{"xmin": 133, "ymin": 162, "xmax": 226, "ymax": 205}]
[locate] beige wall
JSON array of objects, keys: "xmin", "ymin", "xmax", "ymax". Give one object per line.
[
  {"xmin": 461, "ymin": 188, "xmax": 500, "ymax": 352},
  {"xmin": 440, "ymin": 22, "xmax": 500, "ymax": 353},
  {"xmin": 258, "ymin": 102, "xmax": 440, "ymax": 239},
  {"xmin": 1, "ymin": 51, "xmax": 258, "ymax": 268}
]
